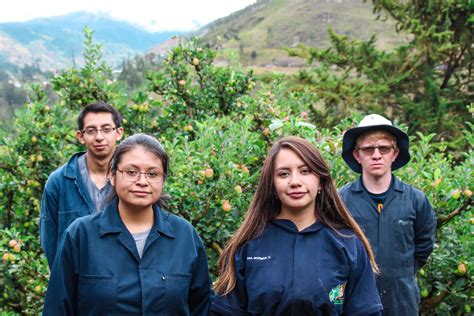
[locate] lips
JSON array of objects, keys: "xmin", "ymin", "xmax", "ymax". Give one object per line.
[
  {"xmin": 130, "ymin": 191, "xmax": 151, "ymax": 197},
  {"xmin": 94, "ymin": 145, "xmax": 107, "ymax": 150},
  {"xmin": 288, "ymin": 192, "xmax": 306, "ymax": 198},
  {"xmin": 370, "ymin": 163, "xmax": 384, "ymax": 168}
]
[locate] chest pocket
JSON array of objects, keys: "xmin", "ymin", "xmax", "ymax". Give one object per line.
[
  {"xmin": 394, "ymin": 218, "xmax": 415, "ymax": 254},
  {"xmin": 78, "ymin": 275, "xmax": 117, "ymax": 313}
]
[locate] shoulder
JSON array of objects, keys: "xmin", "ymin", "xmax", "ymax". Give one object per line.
[
  {"xmin": 395, "ymin": 178, "xmax": 430, "ymax": 203},
  {"xmin": 158, "ymin": 209, "xmax": 203, "ymax": 242},
  {"xmin": 44, "ymin": 153, "xmax": 83, "ymax": 188},
  {"xmin": 338, "ymin": 180, "xmax": 357, "ymax": 197},
  {"xmin": 163, "ymin": 210, "xmax": 195, "ymax": 231},
  {"xmin": 64, "ymin": 212, "xmax": 102, "ymax": 238},
  {"xmin": 323, "ymin": 226, "xmax": 364, "ymax": 253},
  {"xmin": 44, "ymin": 163, "xmax": 68, "ymax": 187}
]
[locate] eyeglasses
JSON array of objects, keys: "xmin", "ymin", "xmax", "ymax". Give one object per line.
[
  {"xmin": 81, "ymin": 127, "xmax": 117, "ymax": 136},
  {"xmin": 117, "ymin": 168, "xmax": 164, "ymax": 182},
  {"xmin": 357, "ymin": 145, "xmax": 394, "ymax": 155}
]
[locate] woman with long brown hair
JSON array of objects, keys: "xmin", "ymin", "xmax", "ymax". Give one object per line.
[{"xmin": 211, "ymin": 136, "xmax": 382, "ymax": 315}]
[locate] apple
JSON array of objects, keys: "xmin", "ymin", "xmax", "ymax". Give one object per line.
[
  {"xmin": 205, "ymin": 168, "xmax": 214, "ymax": 178},
  {"xmin": 222, "ymin": 200, "xmax": 231, "ymax": 212},
  {"xmin": 8, "ymin": 240, "xmax": 18, "ymax": 248},
  {"xmin": 234, "ymin": 185, "xmax": 243, "ymax": 194}
]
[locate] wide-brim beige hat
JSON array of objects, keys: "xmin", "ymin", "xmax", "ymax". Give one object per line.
[{"xmin": 342, "ymin": 114, "xmax": 410, "ymax": 173}]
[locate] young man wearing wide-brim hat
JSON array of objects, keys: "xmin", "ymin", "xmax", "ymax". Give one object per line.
[{"xmin": 339, "ymin": 114, "xmax": 436, "ymax": 316}]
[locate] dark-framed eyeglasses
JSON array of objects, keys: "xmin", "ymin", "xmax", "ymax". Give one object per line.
[
  {"xmin": 81, "ymin": 127, "xmax": 117, "ymax": 136},
  {"xmin": 116, "ymin": 168, "xmax": 164, "ymax": 183},
  {"xmin": 357, "ymin": 145, "xmax": 394, "ymax": 155}
]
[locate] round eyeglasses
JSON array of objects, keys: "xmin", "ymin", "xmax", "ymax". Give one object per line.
[{"xmin": 116, "ymin": 169, "xmax": 164, "ymax": 182}]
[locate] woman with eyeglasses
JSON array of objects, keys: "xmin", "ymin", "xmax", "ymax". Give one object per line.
[
  {"xmin": 43, "ymin": 134, "xmax": 212, "ymax": 315},
  {"xmin": 211, "ymin": 136, "xmax": 382, "ymax": 315}
]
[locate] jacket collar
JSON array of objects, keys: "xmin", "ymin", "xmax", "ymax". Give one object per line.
[
  {"xmin": 352, "ymin": 175, "xmax": 405, "ymax": 193},
  {"xmin": 64, "ymin": 152, "xmax": 86, "ymax": 179},
  {"xmin": 271, "ymin": 218, "xmax": 325, "ymax": 234},
  {"xmin": 98, "ymin": 198, "xmax": 176, "ymax": 239}
]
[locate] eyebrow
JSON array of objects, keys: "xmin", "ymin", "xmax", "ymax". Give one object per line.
[
  {"xmin": 120, "ymin": 164, "xmax": 162, "ymax": 171},
  {"xmin": 274, "ymin": 164, "xmax": 308, "ymax": 171},
  {"xmin": 84, "ymin": 123, "xmax": 113, "ymax": 128}
]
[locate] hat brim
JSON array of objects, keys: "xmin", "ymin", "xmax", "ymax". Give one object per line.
[{"xmin": 342, "ymin": 124, "xmax": 410, "ymax": 173}]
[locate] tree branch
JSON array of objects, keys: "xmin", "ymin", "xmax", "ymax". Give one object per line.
[
  {"xmin": 211, "ymin": 241, "xmax": 223, "ymax": 256},
  {"xmin": 437, "ymin": 198, "xmax": 473, "ymax": 228}
]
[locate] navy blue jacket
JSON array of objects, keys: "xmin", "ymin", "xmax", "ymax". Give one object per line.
[
  {"xmin": 43, "ymin": 198, "xmax": 212, "ymax": 315},
  {"xmin": 339, "ymin": 176, "xmax": 436, "ymax": 316},
  {"xmin": 40, "ymin": 152, "xmax": 97, "ymax": 267},
  {"xmin": 211, "ymin": 219, "xmax": 382, "ymax": 315}
]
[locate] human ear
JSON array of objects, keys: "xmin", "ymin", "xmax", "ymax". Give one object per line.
[
  {"xmin": 76, "ymin": 130, "xmax": 85, "ymax": 144},
  {"xmin": 353, "ymin": 150, "xmax": 361, "ymax": 163}
]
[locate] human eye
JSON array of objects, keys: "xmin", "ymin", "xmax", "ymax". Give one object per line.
[
  {"xmin": 360, "ymin": 146, "xmax": 375, "ymax": 154},
  {"xmin": 278, "ymin": 170, "xmax": 290, "ymax": 177},
  {"xmin": 146, "ymin": 171, "xmax": 160, "ymax": 179},
  {"xmin": 378, "ymin": 146, "xmax": 392, "ymax": 154},
  {"xmin": 300, "ymin": 168, "xmax": 311, "ymax": 175},
  {"xmin": 126, "ymin": 169, "xmax": 139, "ymax": 176},
  {"xmin": 85, "ymin": 128, "xmax": 97, "ymax": 135},
  {"xmin": 101, "ymin": 127, "xmax": 112, "ymax": 133}
]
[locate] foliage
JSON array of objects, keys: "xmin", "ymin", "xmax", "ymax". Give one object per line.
[
  {"xmin": 288, "ymin": 0, "xmax": 473, "ymax": 147},
  {"xmin": 51, "ymin": 26, "xmax": 120, "ymax": 110},
  {"xmin": 0, "ymin": 30, "xmax": 472, "ymax": 315}
]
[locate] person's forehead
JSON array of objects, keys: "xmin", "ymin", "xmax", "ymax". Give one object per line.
[
  {"xmin": 358, "ymin": 134, "xmax": 394, "ymax": 145},
  {"xmin": 82, "ymin": 112, "xmax": 115, "ymax": 127}
]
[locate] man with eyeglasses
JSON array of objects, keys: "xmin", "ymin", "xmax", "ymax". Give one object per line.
[
  {"xmin": 339, "ymin": 114, "xmax": 436, "ymax": 316},
  {"xmin": 40, "ymin": 101, "xmax": 124, "ymax": 267}
]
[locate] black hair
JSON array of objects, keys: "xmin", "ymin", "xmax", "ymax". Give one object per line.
[
  {"xmin": 109, "ymin": 133, "xmax": 170, "ymax": 209},
  {"xmin": 77, "ymin": 101, "xmax": 122, "ymax": 131}
]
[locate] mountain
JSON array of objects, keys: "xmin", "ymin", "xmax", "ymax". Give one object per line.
[
  {"xmin": 0, "ymin": 12, "xmax": 179, "ymax": 71},
  {"xmin": 194, "ymin": 0, "xmax": 405, "ymax": 69}
]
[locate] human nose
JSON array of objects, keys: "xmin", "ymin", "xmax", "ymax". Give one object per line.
[
  {"xmin": 288, "ymin": 173, "xmax": 302, "ymax": 186},
  {"xmin": 371, "ymin": 148, "xmax": 382, "ymax": 158},
  {"xmin": 135, "ymin": 172, "xmax": 149, "ymax": 185},
  {"xmin": 94, "ymin": 130, "xmax": 105, "ymax": 140}
]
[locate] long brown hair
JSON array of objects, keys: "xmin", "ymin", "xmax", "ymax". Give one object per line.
[{"xmin": 214, "ymin": 136, "xmax": 378, "ymax": 295}]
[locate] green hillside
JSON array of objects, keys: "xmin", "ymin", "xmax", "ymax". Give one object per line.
[{"xmin": 197, "ymin": 0, "xmax": 405, "ymax": 69}]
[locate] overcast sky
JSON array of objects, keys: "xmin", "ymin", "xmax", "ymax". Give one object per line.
[{"xmin": 0, "ymin": 0, "xmax": 257, "ymax": 31}]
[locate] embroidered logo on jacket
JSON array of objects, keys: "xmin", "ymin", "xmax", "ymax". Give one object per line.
[{"xmin": 329, "ymin": 282, "xmax": 346, "ymax": 305}]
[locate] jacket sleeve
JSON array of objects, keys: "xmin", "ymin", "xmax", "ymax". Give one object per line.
[
  {"xmin": 40, "ymin": 176, "xmax": 60, "ymax": 268},
  {"xmin": 188, "ymin": 229, "xmax": 213, "ymax": 316},
  {"xmin": 210, "ymin": 246, "xmax": 248, "ymax": 316},
  {"xmin": 413, "ymin": 194, "xmax": 436, "ymax": 269},
  {"xmin": 43, "ymin": 230, "xmax": 79, "ymax": 315},
  {"xmin": 343, "ymin": 238, "xmax": 383, "ymax": 316}
]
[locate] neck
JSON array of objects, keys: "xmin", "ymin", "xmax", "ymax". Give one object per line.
[
  {"xmin": 277, "ymin": 207, "xmax": 316, "ymax": 232},
  {"xmin": 118, "ymin": 201, "xmax": 154, "ymax": 233},
  {"xmin": 86, "ymin": 152, "xmax": 111, "ymax": 189},
  {"xmin": 361, "ymin": 172, "xmax": 392, "ymax": 194}
]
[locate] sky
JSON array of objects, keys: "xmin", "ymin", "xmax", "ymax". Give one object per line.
[{"xmin": 0, "ymin": 0, "xmax": 257, "ymax": 32}]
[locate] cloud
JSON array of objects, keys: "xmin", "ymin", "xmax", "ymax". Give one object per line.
[{"xmin": 0, "ymin": 0, "xmax": 256, "ymax": 32}]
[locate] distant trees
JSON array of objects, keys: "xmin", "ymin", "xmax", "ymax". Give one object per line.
[
  {"xmin": 289, "ymin": 0, "xmax": 473, "ymax": 147},
  {"xmin": 118, "ymin": 53, "xmax": 159, "ymax": 91}
]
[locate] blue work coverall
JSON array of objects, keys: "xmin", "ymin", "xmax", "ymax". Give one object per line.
[
  {"xmin": 339, "ymin": 176, "xmax": 436, "ymax": 316},
  {"xmin": 43, "ymin": 198, "xmax": 212, "ymax": 315},
  {"xmin": 211, "ymin": 219, "xmax": 383, "ymax": 315},
  {"xmin": 40, "ymin": 152, "xmax": 97, "ymax": 266}
]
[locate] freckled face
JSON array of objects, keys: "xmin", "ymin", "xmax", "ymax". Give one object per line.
[
  {"xmin": 273, "ymin": 149, "xmax": 321, "ymax": 216},
  {"xmin": 111, "ymin": 147, "xmax": 164, "ymax": 210}
]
